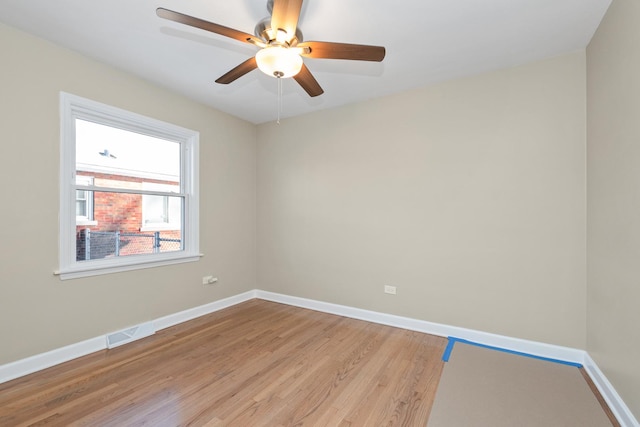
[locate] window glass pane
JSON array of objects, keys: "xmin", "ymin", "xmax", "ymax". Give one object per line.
[
  {"xmin": 76, "ymin": 191, "xmax": 183, "ymax": 261},
  {"xmin": 76, "ymin": 200, "xmax": 86, "ymax": 217},
  {"xmin": 144, "ymin": 195, "xmax": 167, "ymax": 224},
  {"xmin": 75, "ymin": 119, "xmax": 180, "ymax": 191}
]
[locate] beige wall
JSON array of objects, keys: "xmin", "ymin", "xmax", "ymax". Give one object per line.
[
  {"xmin": 0, "ymin": 23, "xmax": 257, "ymax": 364},
  {"xmin": 257, "ymin": 52, "xmax": 587, "ymax": 348},
  {"xmin": 587, "ymin": 0, "xmax": 640, "ymax": 419}
]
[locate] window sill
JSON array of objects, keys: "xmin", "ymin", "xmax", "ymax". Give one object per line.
[
  {"xmin": 76, "ymin": 220, "xmax": 98, "ymax": 226},
  {"xmin": 55, "ymin": 252, "xmax": 203, "ymax": 280}
]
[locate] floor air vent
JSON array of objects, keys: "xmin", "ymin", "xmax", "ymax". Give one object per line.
[{"xmin": 106, "ymin": 322, "xmax": 156, "ymax": 349}]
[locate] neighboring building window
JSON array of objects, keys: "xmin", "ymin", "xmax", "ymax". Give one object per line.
[
  {"xmin": 141, "ymin": 182, "xmax": 181, "ymax": 231},
  {"xmin": 75, "ymin": 175, "xmax": 96, "ymax": 225},
  {"xmin": 58, "ymin": 92, "xmax": 200, "ymax": 280}
]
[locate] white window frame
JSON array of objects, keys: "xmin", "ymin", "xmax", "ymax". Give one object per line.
[{"xmin": 57, "ymin": 92, "xmax": 200, "ymax": 280}]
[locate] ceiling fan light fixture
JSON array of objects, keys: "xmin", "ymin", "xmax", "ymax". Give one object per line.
[
  {"xmin": 256, "ymin": 46, "xmax": 303, "ymax": 78},
  {"xmin": 157, "ymin": 3, "xmax": 385, "ymax": 98}
]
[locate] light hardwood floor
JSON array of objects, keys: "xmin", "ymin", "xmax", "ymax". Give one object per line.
[{"xmin": 0, "ymin": 300, "xmax": 448, "ymax": 426}]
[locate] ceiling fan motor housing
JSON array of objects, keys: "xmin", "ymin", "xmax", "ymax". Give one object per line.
[{"xmin": 255, "ymin": 16, "xmax": 302, "ymax": 45}]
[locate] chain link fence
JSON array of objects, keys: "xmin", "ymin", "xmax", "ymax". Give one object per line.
[{"xmin": 76, "ymin": 229, "xmax": 181, "ymax": 261}]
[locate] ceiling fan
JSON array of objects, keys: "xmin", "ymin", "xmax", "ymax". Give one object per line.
[{"xmin": 156, "ymin": 0, "xmax": 386, "ymax": 97}]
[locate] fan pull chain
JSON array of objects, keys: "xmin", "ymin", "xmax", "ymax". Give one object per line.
[{"xmin": 276, "ymin": 74, "xmax": 283, "ymax": 125}]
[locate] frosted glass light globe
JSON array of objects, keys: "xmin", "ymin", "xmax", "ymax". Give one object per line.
[{"xmin": 256, "ymin": 46, "xmax": 303, "ymax": 78}]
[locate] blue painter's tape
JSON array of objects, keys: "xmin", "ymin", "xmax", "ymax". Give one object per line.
[
  {"xmin": 443, "ymin": 337, "xmax": 583, "ymax": 368},
  {"xmin": 441, "ymin": 337, "xmax": 457, "ymax": 362}
]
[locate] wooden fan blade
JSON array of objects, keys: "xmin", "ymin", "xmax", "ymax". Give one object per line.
[
  {"xmin": 293, "ymin": 64, "xmax": 324, "ymax": 97},
  {"xmin": 298, "ymin": 41, "xmax": 386, "ymax": 62},
  {"xmin": 215, "ymin": 57, "xmax": 258, "ymax": 84},
  {"xmin": 270, "ymin": 0, "xmax": 303, "ymax": 42},
  {"xmin": 157, "ymin": 8, "xmax": 260, "ymax": 45}
]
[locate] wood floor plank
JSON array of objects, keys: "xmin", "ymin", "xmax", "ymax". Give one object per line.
[
  {"xmin": 580, "ymin": 368, "xmax": 622, "ymax": 427},
  {"xmin": 0, "ymin": 300, "xmax": 448, "ymax": 426}
]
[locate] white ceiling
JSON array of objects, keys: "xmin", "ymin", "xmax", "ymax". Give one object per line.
[{"xmin": 0, "ymin": 0, "xmax": 611, "ymax": 124}]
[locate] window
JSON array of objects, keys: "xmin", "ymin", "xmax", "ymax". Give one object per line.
[
  {"xmin": 141, "ymin": 182, "xmax": 181, "ymax": 231},
  {"xmin": 75, "ymin": 175, "xmax": 96, "ymax": 225},
  {"xmin": 58, "ymin": 92, "xmax": 200, "ymax": 279}
]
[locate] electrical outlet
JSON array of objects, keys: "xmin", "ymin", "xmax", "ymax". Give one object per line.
[
  {"xmin": 384, "ymin": 285, "xmax": 397, "ymax": 295},
  {"xmin": 202, "ymin": 276, "xmax": 218, "ymax": 285}
]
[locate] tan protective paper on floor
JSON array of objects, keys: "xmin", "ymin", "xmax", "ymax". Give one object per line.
[{"xmin": 427, "ymin": 342, "xmax": 613, "ymax": 426}]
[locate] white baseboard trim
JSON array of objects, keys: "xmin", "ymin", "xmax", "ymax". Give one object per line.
[
  {"xmin": 583, "ymin": 353, "xmax": 639, "ymax": 427},
  {"xmin": 0, "ymin": 289, "xmax": 636, "ymax": 426},
  {"xmin": 153, "ymin": 290, "xmax": 256, "ymax": 331},
  {"xmin": 0, "ymin": 336, "xmax": 105, "ymax": 384},
  {"xmin": 0, "ymin": 290, "xmax": 257, "ymax": 385},
  {"xmin": 255, "ymin": 290, "xmax": 586, "ymax": 364}
]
